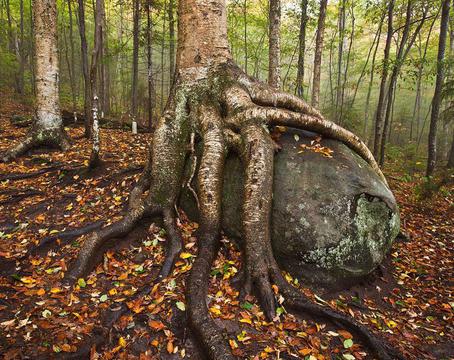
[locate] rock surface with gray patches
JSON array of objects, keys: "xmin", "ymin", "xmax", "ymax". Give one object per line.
[{"xmin": 180, "ymin": 128, "xmax": 400, "ymax": 286}]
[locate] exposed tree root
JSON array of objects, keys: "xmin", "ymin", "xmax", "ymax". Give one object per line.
[
  {"xmin": 63, "ymin": 65, "xmax": 401, "ymax": 359},
  {"xmin": 1, "ymin": 127, "xmax": 70, "ymax": 163}
]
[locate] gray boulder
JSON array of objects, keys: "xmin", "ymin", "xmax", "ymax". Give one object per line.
[{"xmin": 180, "ymin": 128, "xmax": 399, "ymax": 286}]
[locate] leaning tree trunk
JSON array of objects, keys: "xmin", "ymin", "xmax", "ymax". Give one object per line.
[
  {"xmin": 64, "ymin": 0, "xmax": 402, "ymax": 359},
  {"xmin": 2, "ymin": 0, "xmax": 69, "ymax": 162}
]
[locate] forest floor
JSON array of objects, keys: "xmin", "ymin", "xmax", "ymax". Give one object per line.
[{"xmin": 0, "ymin": 89, "xmax": 453, "ymax": 360}]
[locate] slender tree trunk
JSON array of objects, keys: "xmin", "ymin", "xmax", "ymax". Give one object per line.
[
  {"xmin": 373, "ymin": 0, "xmax": 394, "ymax": 159},
  {"xmin": 168, "ymin": 0, "xmax": 175, "ymax": 85},
  {"xmin": 268, "ymin": 0, "xmax": 281, "ymax": 89},
  {"xmin": 89, "ymin": 0, "xmax": 103, "ymax": 167},
  {"xmin": 311, "ymin": 0, "xmax": 328, "ymax": 108},
  {"xmin": 160, "ymin": 0, "xmax": 166, "ymax": 112},
  {"xmin": 243, "ymin": 0, "xmax": 248, "ymax": 75},
  {"xmin": 338, "ymin": 1, "xmax": 354, "ymax": 125},
  {"xmin": 363, "ymin": 23, "xmax": 382, "ymax": 142},
  {"xmin": 427, "ymin": 0, "xmax": 451, "ymax": 176},
  {"xmin": 335, "ymin": 0, "xmax": 346, "ymax": 119},
  {"xmin": 28, "ymin": 0, "xmax": 35, "ymax": 94},
  {"xmin": 447, "ymin": 135, "xmax": 454, "ymax": 168},
  {"xmin": 380, "ymin": 1, "xmax": 428, "ymax": 165},
  {"xmin": 146, "ymin": 0, "xmax": 154, "ymax": 130},
  {"xmin": 77, "ymin": 0, "xmax": 92, "ymax": 137},
  {"xmin": 17, "ymin": 0, "xmax": 25, "ymax": 94},
  {"xmin": 296, "ymin": 0, "xmax": 308, "ymax": 98},
  {"xmin": 131, "ymin": 0, "xmax": 140, "ymax": 126},
  {"xmin": 67, "ymin": 0, "xmax": 77, "ymax": 120}
]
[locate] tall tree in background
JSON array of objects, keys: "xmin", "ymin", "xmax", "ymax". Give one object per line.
[
  {"xmin": 168, "ymin": 0, "xmax": 175, "ymax": 85},
  {"xmin": 131, "ymin": 0, "xmax": 140, "ymax": 126},
  {"xmin": 379, "ymin": 1, "xmax": 428, "ymax": 165},
  {"xmin": 65, "ymin": 0, "xmax": 400, "ymax": 358},
  {"xmin": 268, "ymin": 0, "xmax": 281, "ymax": 89},
  {"xmin": 2, "ymin": 0, "xmax": 69, "ymax": 161},
  {"xmin": 296, "ymin": 0, "xmax": 308, "ymax": 98},
  {"xmin": 427, "ymin": 0, "xmax": 451, "ymax": 176},
  {"xmin": 66, "ymin": 0, "xmax": 77, "ymax": 120},
  {"xmin": 89, "ymin": 0, "xmax": 104, "ymax": 167},
  {"xmin": 147, "ymin": 0, "xmax": 155, "ymax": 129},
  {"xmin": 335, "ymin": 0, "xmax": 346, "ymax": 120},
  {"xmin": 311, "ymin": 0, "xmax": 328, "ymax": 108},
  {"xmin": 373, "ymin": 0, "xmax": 394, "ymax": 159},
  {"xmin": 77, "ymin": 0, "xmax": 92, "ymax": 137}
]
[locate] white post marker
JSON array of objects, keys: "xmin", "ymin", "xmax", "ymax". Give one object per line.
[{"xmin": 132, "ymin": 121, "xmax": 138, "ymax": 134}]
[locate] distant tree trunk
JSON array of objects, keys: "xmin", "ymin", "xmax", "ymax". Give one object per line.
[
  {"xmin": 268, "ymin": 0, "xmax": 281, "ymax": 89},
  {"xmin": 29, "ymin": 0, "xmax": 35, "ymax": 94},
  {"xmin": 146, "ymin": 0, "xmax": 155, "ymax": 130},
  {"xmin": 427, "ymin": 0, "xmax": 451, "ymax": 176},
  {"xmin": 311, "ymin": 0, "xmax": 328, "ymax": 108},
  {"xmin": 243, "ymin": 0, "xmax": 248, "ymax": 75},
  {"xmin": 338, "ymin": 1, "xmax": 354, "ymax": 125},
  {"xmin": 373, "ymin": 0, "xmax": 394, "ymax": 159},
  {"xmin": 77, "ymin": 0, "xmax": 92, "ymax": 138},
  {"xmin": 17, "ymin": 0, "xmax": 25, "ymax": 95},
  {"xmin": 89, "ymin": 0, "xmax": 103, "ymax": 167},
  {"xmin": 335, "ymin": 0, "xmax": 346, "ymax": 119},
  {"xmin": 296, "ymin": 0, "xmax": 308, "ymax": 98},
  {"xmin": 160, "ymin": 0, "xmax": 166, "ymax": 112},
  {"xmin": 380, "ymin": 1, "xmax": 428, "ymax": 165},
  {"xmin": 448, "ymin": 136, "xmax": 454, "ymax": 168},
  {"xmin": 168, "ymin": 0, "xmax": 175, "ymax": 85},
  {"xmin": 2, "ymin": 0, "xmax": 69, "ymax": 161},
  {"xmin": 363, "ymin": 23, "xmax": 382, "ymax": 142},
  {"xmin": 131, "ymin": 0, "xmax": 140, "ymax": 125},
  {"xmin": 99, "ymin": 0, "xmax": 109, "ymax": 116},
  {"xmin": 67, "ymin": 0, "xmax": 77, "ymax": 120}
]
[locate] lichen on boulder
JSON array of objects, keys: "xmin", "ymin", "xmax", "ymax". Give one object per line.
[{"xmin": 180, "ymin": 128, "xmax": 400, "ymax": 286}]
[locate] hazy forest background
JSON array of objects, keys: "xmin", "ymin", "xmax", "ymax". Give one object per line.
[{"xmin": 0, "ymin": 0, "xmax": 453, "ymax": 174}]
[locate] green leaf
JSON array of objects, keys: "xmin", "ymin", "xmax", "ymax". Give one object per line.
[
  {"xmin": 343, "ymin": 338, "xmax": 353, "ymax": 349},
  {"xmin": 77, "ymin": 278, "xmax": 86, "ymax": 288},
  {"xmin": 276, "ymin": 307, "xmax": 285, "ymax": 316},
  {"xmin": 176, "ymin": 301, "xmax": 186, "ymax": 311},
  {"xmin": 100, "ymin": 294, "xmax": 108, "ymax": 302},
  {"xmin": 42, "ymin": 309, "xmax": 52, "ymax": 318},
  {"xmin": 241, "ymin": 302, "xmax": 253, "ymax": 310}
]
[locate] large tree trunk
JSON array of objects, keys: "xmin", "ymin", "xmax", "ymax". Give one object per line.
[
  {"xmin": 311, "ymin": 0, "xmax": 328, "ymax": 108},
  {"xmin": 268, "ymin": 0, "xmax": 281, "ymax": 89},
  {"xmin": 427, "ymin": 0, "xmax": 451, "ymax": 176},
  {"xmin": 65, "ymin": 0, "xmax": 401, "ymax": 358},
  {"xmin": 2, "ymin": 0, "xmax": 69, "ymax": 162}
]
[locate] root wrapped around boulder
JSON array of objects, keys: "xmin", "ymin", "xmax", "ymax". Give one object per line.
[{"xmin": 180, "ymin": 127, "xmax": 400, "ymax": 286}]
